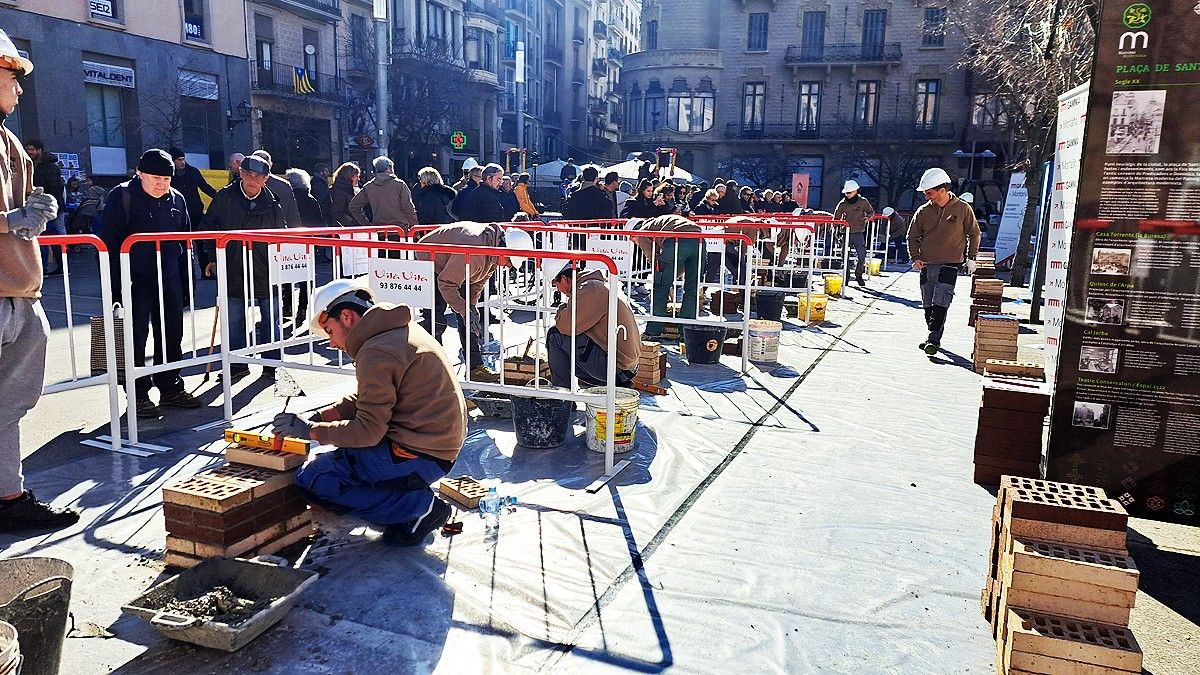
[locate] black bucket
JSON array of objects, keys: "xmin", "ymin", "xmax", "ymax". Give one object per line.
[
  {"xmin": 511, "ymin": 395, "xmax": 575, "ymax": 448},
  {"xmin": 755, "ymin": 292, "xmax": 786, "ymax": 322},
  {"xmin": 0, "ymin": 558, "xmax": 73, "ymax": 675},
  {"xmin": 683, "ymin": 325, "xmax": 728, "ymax": 365}
]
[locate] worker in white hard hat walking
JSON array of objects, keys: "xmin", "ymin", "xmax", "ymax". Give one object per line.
[
  {"xmin": 273, "ymin": 279, "xmax": 466, "ymax": 545},
  {"xmin": 908, "ymin": 167, "xmax": 981, "ymax": 356},
  {"xmin": 833, "ymin": 180, "xmax": 874, "ymax": 286},
  {"xmin": 881, "ymin": 207, "xmax": 910, "ymax": 265}
]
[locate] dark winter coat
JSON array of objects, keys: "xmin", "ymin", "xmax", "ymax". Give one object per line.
[
  {"xmin": 329, "ymin": 182, "xmax": 358, "ymax": 227},
  {"xmin": 266, "ymin": 173, "xmax": 302, "ymax": 227},
  {"xmin": 459, "ymin": 184, "xmax": 507, "ymax": 223},
  {"xmin": 201, "ymin": 184, "xmax": 286, "ymax": 298},
  {"xmin": 310, "ymin": 175, "xmax": 332, "ymax": 225},
  {"xmin": 31, "ymin": 156, "xmax": 66, "ymax": 210},
  {"xmin": 97, "ymin": 177, "xmax": 191, "ymax": 299},
  {"xmin": 620, "ymin": 195, "xmax": 669, "ymax": 219},
  {"xmin": 564, "ymin": 184, "xmax": 616, "ymax": 220},
  {"xmin": 412, "ymin": 183, "xmax": 458, "ymax": 225},
  {"xmin": 293, "ymin": 186, "xmax": 325, "ymax": 227},
  {"xmin": 692, "ymin": 200, "xmax": 720, "ymax": 216},
  {"xmin": 171, "ymin": 163, "xmax": 217, "ymax": 224},
  {"xmin": 498, "ymin": 189, "xmax": 520, "ymax": 220},
  {"xmin": 451, "ymin": 181, "xmax": 479, "ymax": 218},
  {"xmin": 717, "ymin": 190, "xmax": 744, "ymax": 215}
]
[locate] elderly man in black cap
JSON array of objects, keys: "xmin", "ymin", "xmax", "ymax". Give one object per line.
[{"xmin": 97, "ymin": 149, "xmax": 203, "ymax": 418}]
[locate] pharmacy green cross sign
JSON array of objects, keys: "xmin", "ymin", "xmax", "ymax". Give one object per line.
[{"xmin": 450, "ymin": 130, "xmax": 467, "ymax": 150}]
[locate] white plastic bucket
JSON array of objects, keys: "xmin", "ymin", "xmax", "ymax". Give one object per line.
[
  {"xmin": 583, "ymin": 386, "xmax": 640, "ymax": 454},
  {"xmin": 747, "ymin": 319, "xmax": 782, "ymax": 363},
  {"xmin": 0, "ymin": 621, "xmax": 19, "ymax": 675}
]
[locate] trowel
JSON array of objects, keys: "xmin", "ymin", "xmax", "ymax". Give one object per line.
[{"xmin": 271, "ymin": 368, "xmax": 306, "ymax": 451}]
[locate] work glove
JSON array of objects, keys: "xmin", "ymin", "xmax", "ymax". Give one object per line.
[
  {"xmin": 272, "ymin": 412, "xmax": 313, "ymax": 441},
  {"xmin": 5, "ymin": 188, "xmax": 55, "ymax": 241},
  {"xmin": 966, "ymin": 259, "xmax": 978, "ymax": 275}
]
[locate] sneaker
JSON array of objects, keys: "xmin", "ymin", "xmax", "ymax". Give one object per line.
[
  {"xmin": 160, "ymin": 390, "xmax": 202, "ymax": 409},
  {"xmin": 261, "ymin": 367, "xmax": 276, "ymax": 381},
  {"xmin": 0, "ymin": 491, "xmax": 80, "ymax": 532},
  {"xmin": 383, "ymin": 496, "xmax": 451, "ymax": 546},
  {"xmin": 469, "ymin": 365, "xmax": 500, "ymax": 383},
  {"xmin": 218, "ymin": 367, "xmax": 251, "ymax": 383},
  {"xmin": 923, "ymin": 341, "xmax": 940, "ymax": 356},
  {"xmin": 857, "ymin": 277, "xmax": 866, "ymax": 287},
  {"xmin": 136, "ymin": 398, "xmax": 162, "ymax": 419}
]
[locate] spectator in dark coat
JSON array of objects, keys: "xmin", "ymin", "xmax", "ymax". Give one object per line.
[
  {"xmin": 458, "ymin": 163, "xmax": 507, "ymax": 222},
  {"xmin": 413, "ymin": 167, "xmax": 457, "ymax": 225},
  {"xmin": 620, "ymin": 180, "xmax": 667, "ymax": 218},
  {"xmin": 311, "ymin": 163, "xmax": 333, "ymax": 225},
  {"xmin": 251, "ymin": 150, "xmax": 301, "ymax": 227},
  {"xmin": 718, "ymin": 179, "xmax": 745, "ymax": 215},
  {"xmin": 287, "ymin": 169, "xmax": 325, "ymax": 227},
  {"xmin": 329, "ymin": 162, "xmax": 361, "ymax": 227},
  {"xmin": 498, "ymin": 175, "xmax": 520, "ymax": 220},
  {"xmin": 26, "ymin": 140, "xmax": 66, "ymax": 274},
  {"xmin": 451, "ymin": 166, "xmax": 483, "ymax": 218},
  {"xmin": 564, "ymin": 166, "xmax": 616, "ymax": 220}
]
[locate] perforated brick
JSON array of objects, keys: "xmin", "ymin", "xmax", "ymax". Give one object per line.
[
  {"xmin": 1007, "ymin": 570, "xmax": 1135, "ymax": 608},
  {"xmin": 1012, "ymin": 539, "xmax": 1139, "ymax": 592},
  {"xmin": 1005, "ymin": 608, "xmax": 1142, "ymax": 671},
  {"xmin": 1008, "ymin": 517, "xmax": 1127, "ymax": 554},
  {"xmin": 1006, "ymin": 587, "xmax": 1131, "ymax": 626},
  {"xmin": 205, "ymin": 464, "xmax": 293, "ymax": 498},
  {"xmin": 162, "ymin": 475, "xmax": 252, "ymax": 512},
  {"xmin": 226, "ymin": 445, "xmax": 304, "ymax": 471},
  {"xmin": 1007, "ymin": 649, "xmax": 1138, "ymax": 675},
  {"xmin": 982, "ymin": 381, "xmax": 1052, "ymax": 413},
  {"xmin": 1006, "ymin": 481, "xmax": 1128, "ymax": 531}
]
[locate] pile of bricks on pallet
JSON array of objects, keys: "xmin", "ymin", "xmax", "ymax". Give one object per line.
[
  {"xmin": 984, "ymin": 476, "xmax": 1142, "ymax": 675},
  {"xmin": 634, "ymin": 341, "xmax": 666, "ymax": 388},
  {"xmin": 974, "ymin": 379, "xmax": 1051, "ymax": 485},
  {"xmin": 162, "ymin": 443, "xmax": 313, "ymax": 568},
  {"xmin": 970, "ymin": 278, "xmax": 1005, "ymax": 327},
  {"xmin": 973, "ymin": 314, "xmax": 1019, "ymax": 373}
]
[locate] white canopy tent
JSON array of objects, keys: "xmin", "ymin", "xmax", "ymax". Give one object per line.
[{"xmin": 603, "ymin": 159, "xmax": 702, "ymax": 184}]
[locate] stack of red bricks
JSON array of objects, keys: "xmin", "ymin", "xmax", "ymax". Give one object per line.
[
  {"xmin": 162, "ymin": 445, "xmax": 312, "ymax": 568},
  {"xmin": 984, "ymin": 476, "xmax": 1142, "ymax": 675},
  {"xmin": 973, "ymin": 314, "xmax": 1019, "ymax": 373},
  {"xmin": 635, "ymin": 341, "xmax": 666, "ymax": 388},
  {"xmin": 969, "ymin": 278, "xmax": 1005, "ymax": 327},
  {"xmin": 974, "ymin": 251, "xmax": 997, "ymax": 278},
  {"xmin": 973, "ymin": 379, "xmax": 1050, "ymax": 485}
]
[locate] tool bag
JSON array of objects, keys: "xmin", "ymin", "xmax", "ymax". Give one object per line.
[{"xmin": 89, "ymin": 304, "xmax": 126, "ymax": 383}]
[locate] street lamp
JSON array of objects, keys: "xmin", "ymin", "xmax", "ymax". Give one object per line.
[{"xmin": 373, "ymin": 0, "xmax": 389, "ymax": 159}]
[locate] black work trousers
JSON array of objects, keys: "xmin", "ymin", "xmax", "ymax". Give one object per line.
[{"xmin": 130, "ymin": 277, "xmax": 186, "ymax": 400}]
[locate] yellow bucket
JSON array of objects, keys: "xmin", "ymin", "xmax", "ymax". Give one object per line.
[
  {"xmin": 868, "ymin": 259, "xmax": 882, "ymax": 275},
  {"xmin": 797, "ymin": 294, "xmax": 828, "ymax": 323},
  {"xmin": 823, "ymin": 274, "xmax": 843, "ymax": 296},
  {"xmin": 583, "ymin": 386, "xmax": 640, "ymax": 454}
]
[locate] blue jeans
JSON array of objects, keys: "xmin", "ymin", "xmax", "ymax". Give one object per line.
[
  {"xmin": 294, "ymin": 440, "xmax": 453, "ymax": 526},
  {"xmin": 226, "ymin": 297, "xmax": 282, "ymax": 364},
  {"xmin": 40, "ymin": 214, "xmax": 66, "ymax": 270}
]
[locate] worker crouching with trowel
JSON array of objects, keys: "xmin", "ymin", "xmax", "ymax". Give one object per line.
[
  {"xmin": 272, "ymin": 279, "xmax": 465, "ymax": 546},
  {"xmin": 547, "ymin": 264, "xmax": 642, "ymax": 388}
]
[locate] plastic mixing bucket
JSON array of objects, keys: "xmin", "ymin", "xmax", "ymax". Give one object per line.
[
  {"xmin": 682, "ymin": 325, "xmax": 728, "ymax": 364},
  {"xmin": 511, "ymin": 389, "xmax": 575, "ymax": 449},
  {"xmin": 747, "ymin": 320, "xmax": 782, "ymax": 363},
  {"xmin": 823, "ymin": 273, "xmax": 843, "ymax": 296},
  {"xmin": 0, "ymin": 558, "xmax": 73, "ymax": 675},
  {"xmin": 583, "ymin": 386, "xmax": 640, "ymax": 454}
]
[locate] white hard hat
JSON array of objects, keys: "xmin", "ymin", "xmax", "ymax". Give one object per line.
[
  {"xmin": 882, "ymin": 207, "xmax": 895, "ymax": 217},
  {"xmin": 917, "ymin": 167, "xmax": 952, "ymax": 192},
  {"xmin": 0, "ymin": 29, "xmax": 32, "ymax": 76},
  {"xmin": 960, "ymin": 192, "xmax": 975, "ymax": 204},
  {"xmin": 842, "ymin": 179, "xmax": 860, "ymax": 194},
  {"xmin": 462, "ymin": 157, "xmax": 479, "ymax": 171},
  {"xmin": 309, "ymin": 278, "xmax": 374, "ymax": 338},
  {"xmin": 502, "ymin": 227, "xmax": 534, "ymax": 265}
]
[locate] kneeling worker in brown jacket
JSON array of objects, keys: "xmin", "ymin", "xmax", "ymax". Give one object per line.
[
  {"xmin": 548, "ymin": 265, "xmax": 642, "ymax": 388},
  {"xmin": 273, "ymin": 279, "xmax": 466, "ymax": 546}
]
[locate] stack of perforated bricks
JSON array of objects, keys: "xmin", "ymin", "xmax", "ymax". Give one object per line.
[
  {"xmin": 969, "ymin": 277, "xmax": 1005, "ymax": 327},
  {"xmin": 634, "ymin": 341, "xmax": 666, "ymax": 387},
  {"xmin": 974, "ymin": 251, "xmax": 997, "ymax": 278},
  {"xmin": 973, "ymin": 314, "xmax": 1019, "ymax": 373},
  {"xmin": 983, "ymin": 476, "xmax": 1143, "ymax": 675},
  {"xmin": 161, "ymin": 444, "xmax": 312, "ymax": 568},
  {"xmin": 973, "ymin": 379, "xmax": 1050, "ymax": 485}
]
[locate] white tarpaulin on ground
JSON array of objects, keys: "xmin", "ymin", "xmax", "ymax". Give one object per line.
[{"xmin": 993, "ymin": 171, "xmax": 1028, "ymax": 268}]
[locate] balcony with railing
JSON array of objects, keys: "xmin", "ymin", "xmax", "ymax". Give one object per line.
[
  {"xmin": 784, "ymin": 43, "xmax": 903, "ymax": 66},
  {"xmin": 545, "ymin": 42, "xmax": 564, "ymax": 63},
  {"xmin": 572, "ymin": 24, "xmax": 586, "ymax": 43},
  {"xmin": 571, "ymin": 67, "xmax": 585, "ymax": 84},
  {"xmin": 251, "ymin": 61, "xmax": 340, "ymax": 104},
  {"xmin": 261, "ymin": 0, "xmax": 340, "ymax": 22},
  {"xmin": 723, "ymin": 120, "xmax": 956, "ymax": 141},
  {"xmin": 591, "ymin": 58, "xmax": 607, "ymax": 77},
  {"xmin": 505, "ymin": 0, "xmax": 530, "ymax": 17},
  {"xmin": 593, "ymin": 20, "xmax": 608, "ymax": 39},
  {"xmin": 607, "ymin": 46, "xmax": 624, "ymax": 64},
  {"xmin": 465, "ymin": 1, "xmax": 504, "ymax": 22}
]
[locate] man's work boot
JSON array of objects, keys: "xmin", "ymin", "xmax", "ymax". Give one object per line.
[
  {"xmin": 0, "ymin": 491, "xmax": 80, "ymax": 532},
  {"xmin": 384, "ymin": 497, "xmax": 451, "ymax": 546}
]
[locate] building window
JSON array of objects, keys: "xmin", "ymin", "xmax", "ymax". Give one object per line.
[
  {"xmin": 627, "ymin": 84, "xmax": 643, "ymax": 134},
  {"xmin": 303, "ymin": 28, "xmax": 320, "ymax": 80},
  {"xmin": 854, "ymin": 80, "xmax": 879, "ymax": 130},
  {"xmin": 747, "ymin": 13, "xmax": 768, "ymax": 51},
  {"xmin": 801, "ymin": 12, "xmax": 825, "ymax": 60},
  {"xmin": 797, "ymin": 82, "xmax": 820, "ymax": 133},
  {"xmin": 861, "ymin": 9, "xmax": 887, "ymax": 59},
  {"xmin": 923, "ymin": 7, "xmax": 947, "ymax": 48},
  {"xmin": 972, "ymin": 94, "xmax": 1007, "ymax": 130},
  {"xmin": 504, "ymin": 21, "xmax": 520, "ymax": 59},
  {"xmin": 646, "ymin": 20, "xmax": 658, "ymax": 50},
  {"xmin": 915, "ymin": 79, "xmax": 940, "ymax": 130},
  {"xmin": 90, "ymin": 0, "xmax": 122, "ymax": 23},
  {"xmin": 350, "ymin": 14, "xmax": 369, "ymax": 69},
  {"xmin": 85, "ymin": 84, "xmax": 124, "ymax": 147},
  {"xmin": 254, "ymin": 13, "xmax": 273, "ymax": 79},
  {"xmin": 742, "ymin": 82, "xmax": 765, "ymax": 132},
  {"xmin": 426, "ymin": 3, "xmax": 448, "ymax": 45},
  {"xmin": 666, "ymin": 83, "xmax": 715, "ymax": 133},
  {"xmin": 483, "ymin": 33, "xmax": 496, "ymax": 72},
  {"xmin": 645, "ymin": 80, "xmax": 665, "ymax": 131},
  {"xmin": 183, "ymin": 0, "xmax": 207, "ymax": 41}
]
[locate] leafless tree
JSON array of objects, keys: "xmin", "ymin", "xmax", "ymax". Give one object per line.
[
  {"xmin": 386, "ymin": 37, "xmax": 475, "ymax": 175},
  {"xmin": 832, "ymin": 142, "xmax": 934, "ymax": 210},
  {"xmin": 952, "ymin": 0, "xmax": 1098, "ymax": 286},
  {"xmin": 714, "ymin": 153, "xmax": 794, "ymax": 189}
]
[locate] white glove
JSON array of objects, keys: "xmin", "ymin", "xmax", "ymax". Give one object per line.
[
  {"xmin": 25, "ymin": 187, "xmax": 59, "ymax": 220},
  {"xmin": 966, "ymin": 259, "xmax": 978, "ymax": 275}
]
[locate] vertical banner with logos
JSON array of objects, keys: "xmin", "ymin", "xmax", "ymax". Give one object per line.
[
  {"xmin": 1046, "ymin": 1, "xmax": 1199, "ymax": 524},
  {"xmin": 1044, "ymin": 82, "xmax": 1090, "ymax": 386},
  {"xmin": 791, "ymin": 173, "xmax": 810, "ymax": 207},
  {"xmin": 993, "ymin": 172, "xmax": 1028, "ymax": 268}
]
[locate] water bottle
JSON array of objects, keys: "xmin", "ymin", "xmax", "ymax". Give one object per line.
[
  {"xmin": 480, "ymin": 485, "xmax": 500, "ymax": 532},
  {"xmin": 481, "ymin": 339, "xmax": 501, "ymax": 372}
]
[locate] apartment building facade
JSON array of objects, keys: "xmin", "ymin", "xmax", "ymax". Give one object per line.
[
  {"xmin": 621, "ymin": 0, "xmax": 993, "ymax": 210},
  {"xmin": 0, "ymin": 0, "xmax": 250, "ymax": 181}
]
